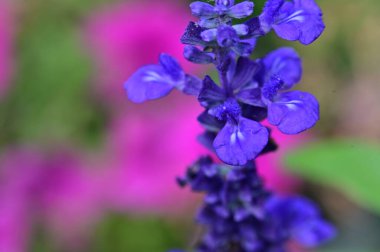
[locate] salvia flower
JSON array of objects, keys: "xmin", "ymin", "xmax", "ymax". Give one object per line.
[
  {"xmin": 125, "ymin": 53, "xmax": 201, "ymax": 103},
  {"xmin": 123, "ymin": 0, "xmax": 334, "ymax": 251},
  {"xmin": 259, "ymin": 0, "xmax": 325, "ymax": 45},
  {"xmin": 257, "ymin": 47, "xmax": 319, "ymax": 134}
]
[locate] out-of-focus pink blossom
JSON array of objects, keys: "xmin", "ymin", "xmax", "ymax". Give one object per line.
[
  {"xmin": 85, "ymin": 0, "xmax": 199, "ymax": 105},
  {"xmin": 85, "ymin": 0, "xmax": 206, "ymax": 213},
  {"xmin": 257, "ymin": 123, "xmax": 307, "ymax": 194},
  {"xmin": 102, "ymin": 95, "xmax": 204, "ymax": 213},
  {"xmin": 0, "ymin": 0, "xmax": 14, "ymax": 98},
  {"xmin": 0, "ymin": 199, "xmax": 30, "ymax": 252},
  {"xmin": 38, "ymin": 151, "xmax": 103, "ymax": 248},
  {"xmin": 0, "ymin": 149, "xmax": 44, "ymax": 252},
  {"xmin": 0, "ymin": 148, "xmax": 103, "ymax": 250}
]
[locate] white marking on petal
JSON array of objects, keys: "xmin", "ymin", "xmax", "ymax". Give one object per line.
[
  {"xmin": 282, "ymin": 100, "xmax": 303, "ymax": 111},
  {"xmin": 143, "ymin": 71, "xmax": 164, "ymax": 82},
  {"xmin": 230, "ymin": 132, "xmax": 237, "ymax": 144},
  {"xmin": 280, "ymin": 10, "xmax": 305, "ymax": 24},
  {"xmin": 233, "ymin": 24, "xmax": 249, "ymax": 36},
  {"xmin": 286, "ymin": 103, "xmax": 298, "ymax": 110},
  {"xmin": 201, "ymin": 28, "xmax": 218, "ymax": 42},
  {"xmin": 237, "ymin": 131, "xmax": 245, "ymax": 141}
]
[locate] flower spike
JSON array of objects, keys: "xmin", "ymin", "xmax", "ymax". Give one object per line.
[{"xmin": 123, "ymin": 0, "xmax": 334, "ymax": 251}]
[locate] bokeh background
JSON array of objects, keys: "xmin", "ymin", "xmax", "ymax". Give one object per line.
[{"xmin": 0, "ymin": 0, "xmax": 380, "ymax": 251}]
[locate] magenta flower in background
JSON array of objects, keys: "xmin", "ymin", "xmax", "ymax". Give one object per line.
[
  {"xmin": 38, "ymin": 151, "xmax": 103, "ymax": 248},
  {"xmin": 102, "ymin": 97, "xmax": 205, "ymax": 213},
  {"xmin": 85, "ymin": 0, "xmax": 200, "ymax": 105},
  {"xmin": 0, "ymin": 149, "xmax": 44, "ymax": 252},
  {"xmin": 0, "ymin": 148, "xmax": 103, "ymax": 251},
  {"xmin": 85, "ymin": 0, "xmax": 205, "ymax": 213},
  {"xmin": 0, "ymin": 0, "xmax": 14, "ymax": 98}
]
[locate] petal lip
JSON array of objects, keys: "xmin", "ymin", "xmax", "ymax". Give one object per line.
[
  {"xmin": 268, "ymin": 90, "xmax": 319, "ymax": 134},
  {"xmin": 272, "ymin": 0, "xmax": 325, "ymax": 45},
  {"xmin": 259, "ymin": 0, "xmax": 325, "ymax": 45},
  {"xmin": 213, "ymin": 117, "xmax": 269, "ymax": 165},
  {"xmin": 124, "ymin": 65, "xmax": 175, "ymax": 103}
]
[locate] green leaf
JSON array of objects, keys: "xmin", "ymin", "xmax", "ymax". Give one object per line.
[
  {"xmin": 91, "ymin": 214, "xmax": 188, "ymax": 252},
  {"xmin": 0, "ymin": 0, "xmax": 107, "ymax": 148},
  {"xmin": 284, "ymin": 140, "xmax": 380, "ymax": 214}
]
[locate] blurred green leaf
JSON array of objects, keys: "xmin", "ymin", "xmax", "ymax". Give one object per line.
[
  {"xmin": 285, "ymin": 140, "xmax": 380, "ymax": 214},
  {"xmin": 92, "ymin": 214, "xmax": 188, "ymax": 252},
  {"xmin": 0, "ymin": 0, "xmax": 108, "ymax": 148},
  {"xmin": 30, "ymin": 225, "xmax": 55, "ymax": 252},
  {"xmin": 326, "ymin": 30, "xmax": 354, "ymax": 80}
]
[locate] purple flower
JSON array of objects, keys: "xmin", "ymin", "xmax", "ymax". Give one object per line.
[
  {"xmin": 264, "ymin": 196, "xmax": 336, "ymax": 247},
  {"xmin": 259, "ymin": 0, "xmax": 325, "ymax": 45},
  {"xmin": 180, "ymin": 160, "xmax": 270, "ymax": 251},
  {"xmin": 199, "ymin": 73, "xmax": 269, "ymax": 165},
  {"xmin": 197, "ymin": 57, "xmax": 270, "ymax": 165},
  {"xmin": 124, "ymin": 54, "xmax": 202, "ymax": 103},
  {"xmin": 183, "ymin": 0, "xmax": 257, "ymax": 59},
  {"xmin": 178, "ymin": 159, "xmax": 335, "ymax": 251},
  {"xmin": 213, "ymin": 115, "xmax": 268, "ymax": 166},
  {"xmin": 258, "ymin": 47, "xmax": 320, "ymax": 134},
  {"xmin": 190, "ymin": 1, "xmax": 254, "ymax": 28}
]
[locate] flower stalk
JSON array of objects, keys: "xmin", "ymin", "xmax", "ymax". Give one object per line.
[{"xmin": 124, "ymin": 0, "xmax": 335, "ymax": 251}]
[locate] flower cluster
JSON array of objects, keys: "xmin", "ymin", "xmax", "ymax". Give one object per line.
[
  {"xmin": 176, "ymin": 157, "xmax": 335, "ymax": 251},
  {"xmin": 124, "ymin": 0, "xmax": 335, "ymax": 251}
]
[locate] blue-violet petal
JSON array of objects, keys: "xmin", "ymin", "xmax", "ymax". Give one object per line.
[
  {"xmin": 268, "ymin": 90, "xmax": 319, "ymax": 134},
  {"xmin": 213, "ymin": 117, "xmax": 268, "ymax": 165}
]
